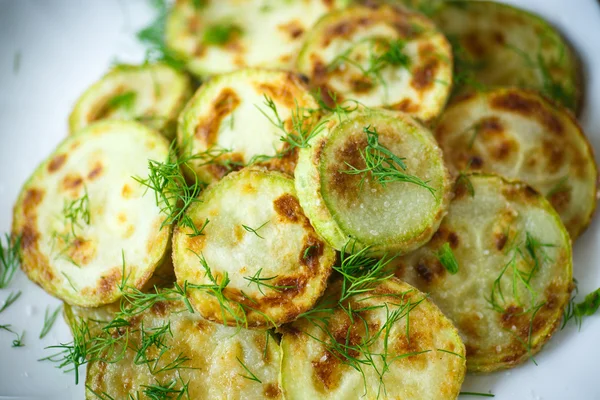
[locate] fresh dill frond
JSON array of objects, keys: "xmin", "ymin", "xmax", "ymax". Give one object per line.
[
  {"xmin": 312, "ymin": 88, "xmax": 361, "ymax": 123},
  {"xmin": 459, "ymin": 392, "xmax": 495, "ymax": 397},
  {"xmin": 0, "ymin": 290, "xmax": 21, "ymax": 313},
  {"xmin": 236, "ymin": 356, "xmax": 262, "ymax": 383},
  {"xmin": 241, "ymin": 221, "xmax": 269, "ymax": 239},
  {"xmin": 203, "ymin": 23, "xmax": 243, "ymax": 46},
  {"xmin": 0, "ymin": 233, "xmax": 21, "ymax": 288},
  {"xmin": 0, "ymin": 324, "xmax": 25, "ymax": 347},
  {"xmin": 180, "ymin": 217, "xmax": 210, "ymax": 238},
  {"xmin": 454, "ymin": 171, "xmax": 475, "ymax": 197},
  {"xmin": 141, "ymin": 376, "xmax": 190, "ymax": 400},
  {"xmin": 243, "ymin": 268, "xmax": 295, "ymax": 295},
  {"xmin": 342, "ymin": 125, "xmax": 436, "ymax": 197},
  {"xmin": 562, "ymin": 287, "xmax": 600, "ymax": 330},
  {"xmin": 133, "ymin": 142, "xmax": 205, "ymax": 231},
  {"xmin": 62, "ymin": 186, "xmax": 91, "ymax": 238},
  {"xmin": 39, "ymin": 304, "xmax": 63, "ymax": 339},
  {"xmin": 436, "ymin": 243, "xmax": 459, "ymax": 274},
  {"xmin": 106, "ymin": 91, "xmax": 137, "ymax": 111}
]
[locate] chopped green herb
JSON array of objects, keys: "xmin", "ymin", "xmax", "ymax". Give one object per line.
[
  {"xmin": 236, "ymin": 356, "xmax": 262, "ymax": 383},
  {"xmin": 437, "ymin": 243, "xmax": 459, "ymax": 274},
  {"xmin": 0, "ymin": 324, "xmax": 25, "ymax": 347},
  {"xmin": 0, "ymin": 233, "xmax": 21, "ymax": 288},
  {"xmin": 243, "ymin": 268, "xmax": 295, "ymax": 295},
  {"xmin": 563, "ymin": 287, "xmax": 600, "ymax": 330},
  {"xmin": 460, "ymin": 392, "xmax": 495, "ymax": 398},
  {"xmin": 106, "ymin": 91, "xmax": 137, "ymax": 111},
  {"xmin": 0, "ymin": 290, "xmax": 21, "ymax": 313},
  {"xmin": 39, "ymin": 305, "xmax": 63, "ymax": 339},
  {"xmin": 203, "ymin": 23, "xmax": 243, "ymax": 46},
  {"xmin": 241, "ymin": 221, "xmax": 269, "ymax": 239}
]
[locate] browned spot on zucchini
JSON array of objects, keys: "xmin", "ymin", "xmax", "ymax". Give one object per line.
[
  {"xmin": 98, "ymin": 268, "xmax": 121, "ymax": 296},
  {"xmin": 393, "ymin": 98, "xmax": 420, "ymax": 114},
  {"xmin": 541, "ymin": 139, "xmax": 565, "ymax": 173},
  {"xmin": 273, "ymin": 194, "xmax": 302, "ymax": 223},
  {"xmin": 23, "ymin": 188, "xmax": 44, "ymax": 214},
  {"xmin": 462, "ymin": 32, "xmax": 485, "ymax": 57},
  {"xmin": 21, "ymin": 224, "xmax": 39, "ymax": 253},
  {"xmin": 490, "ymin": 139, "xmax": 518, "ymax": 161},
  {"xmin": 469, "ymin": 155, "xmax": 484, "ymax": 169},
  {"xmin": 495, "ymin": 232, "xmax": 508, "ymax": 251},
  {"xmin": 62, "ymin": 174, "xmax": 84, "ymax": 190},
  {"xmin": 300, "ymin": 236, "xmax": 325, "ymax": 270},
  {"xmin": 67, "ymin": 238, "xmax": 96, "ymax": 266},
  {"xmin": 311, "ymin": 352, "xmax": 344, "ymax": 392},
  {"xmin": 329, "ymin": 135, "xmax": 367, "ymax": 197},
  {"xmin": 478, "ymin": 116, "xmax": 504, "ymax": 137},
  {"xmin": 264, "ymin": 383, "xmax": 281, "ymax": 398},
  {"xmin": 548, "ymin": 189, "xmax": 570, "ymax": 213},
  {"xmin": 151, "ymin": 301, "xmax": 168, "ymax": 317},
  {"xmin": 415, "ymin": 258, "xmax": 445, "ymax": 284},
  {"xmin": 87, "ymin": 162, "xmax": 104, "ymax": 180},
  {"xmin": 257, "ymin": 83, "xmax": 296, "ymax": 109},
  {"xmin": 411, "ymin": 60, "xmax": 439, "ymax": 91},
  {"xmin": 121, "ymin": 184, "xmax": 133, "ymax": 198},
  {"xmin": 48, "ymin": 154, "xmax": 67, "ymax": 173},
  {"xmin": 278, "ymin": 20, "xmax": 304, "ymax": 40},
  {"xmin": 195, "ymin": 88, "xmax": 240, "ymax": 145},
  {"xmin": 490, "ymin": 92, "xmax": 564, "ymax": 135}
]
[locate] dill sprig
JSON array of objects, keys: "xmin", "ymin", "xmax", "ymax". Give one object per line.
[
  {"xmin": 133, "ymin": 143, "xmax": 205, "ymax": 234},
  {"xmin": 255, "ymin": 95, "xmax": 327, "ymax": 160},
  {"xmin": 312, "ymin": 88, "xmax": 361, "ymax": 123},
  {"xmin": 137, "ymin": 0, "xmax": 185, "ymax": 70},
  {"xmin": 243, "ymin": 268, "xmax": 295, "ymax": 295},
  {"xmin": 0, "ymin": 290, "xmax": 21, "ymax": 313},
  {"xmin": 0, "ymin": 324, "xmax": 25, "ymax": 347},
  {"xmin": 106, "ymin": 91, "xmax": 137, "ymax": 111},
  {"xmin": 62, "ymin": 187, "xmax": 91, "ymax": 238},
  {"xmin": 0, "ymin": 233, "xmax": 21, "ymax": 288},
  {"xmin": 436, "ymin": 243, "xmax": 459, "ymax": 274},
  {"xmin": 342, "ymin": 125, "xmax": 436, "ymax": 197},
  {"xmin": 460, "ymin": 392, "xmax": 495, "ymax": 397},
  {"xmin": 562, "ymin": 287, "xmax": 600, "ymax": 330},
  {"xmin": 39, "ymin": 304, "xmax": 63, "ymax": 339},
  {"xmin": 203, "ymin": 23, "xmax": 243, "ymax": 46},
  {"xmin": 236, "ymin": 356, "xmax": 262, "ymax": 383},
  {"xmin": 142, "ymin": 376, "xmax": 190, "ymax": 400},
  {"xmin": 241, "ymin": 221, "xmax": 269, "ymax": 239}
]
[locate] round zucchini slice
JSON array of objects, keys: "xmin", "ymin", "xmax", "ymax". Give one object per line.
[
  {"xmin": 69, "ymin": 63, "xmax": 193, "ymax": 138},
  {"xmin": 295, "ymin": 108, "xmax": 451, "ymax": 255},
  {"xmin": 177, "ymin": 68, "xmax": 319, "ymax": 182},
  {"xmin": 83, "ymin": 299, "xmax": 283, "ymax": 399},
  {"xmin": 12, "ymin": 120, "xmax": 171, "ymax": 307},
  {"xmin": 435, "ymin": 88, "xmax": 598, "ymax": 239},
  {"xmin": 172, "ymin": 168, "xmax": 335, "ymax": 328},
  {"xmin": 433, "ymin": 1, "xmax": 581, "ymax": 112},
  {"xmin": 296, "ymin": 4, "xmax": 453, "ymax": 123},
  {"xmin": 165, "ymin": 0, "xmax": 346, "ymax": 77},
  {"xmin": 392, "ymin": 174, "xmax": 573, "ymax": 372},
  {"xmin": 280, "ymin": 278, "xmax": 466, "ymax": 399}
]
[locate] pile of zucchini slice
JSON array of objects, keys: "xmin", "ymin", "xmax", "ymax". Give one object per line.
[{"xmin": 10, "ymin": 0, "xmax": 597, "ymax": 398}]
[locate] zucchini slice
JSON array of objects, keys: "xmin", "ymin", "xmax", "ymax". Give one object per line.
[
  {"xmin": 69, "ymin": 63, "xmax": 193, "ymax": 138},
  {"xmin": 433, "ymin": 1, "xmax": 581, "ymax": 112},
  {"xmin": 295, "ymin": 108, "xmax": 451, "ymax": 255},
  {"xmin": 435, "ymin": 88, "xmax": 598, "ymax": 239},
  {"xmin": 392, "ymin": 174, "xmax": 573, "ymax": 372},
  {"xmin": 280, "ymin": 278, "xmax": 466, "ymax": 399},
  {"xmin": 12, "ymin": 120, "xmax": 171, "ymax": 307},
  {"xmin": 172, "ymin": 168, "xmax": 335, "ymax": 328},
  {"xmin": 177, "ymin": 68, "xmax": 319, "ymax": 182},
  {"xmin": 296, "ymin": 4, "xmax": 453, "ymax": 123},
  {"xmin": 81, "ymin": 299, "xmax": 283, "ymax": 399},
  {"xmin": 165, "ymin": 0, "xmax": 346, "ymax": 77}
]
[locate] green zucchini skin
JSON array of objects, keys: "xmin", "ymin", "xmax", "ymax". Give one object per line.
[{"xmin": 295, "ymin": 108, "xmax": 451, "ymax": 255}]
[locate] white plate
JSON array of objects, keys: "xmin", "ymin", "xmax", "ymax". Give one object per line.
[{"xmin": 0, "ymin": 0, "xmax": 599, "ymax": 398}]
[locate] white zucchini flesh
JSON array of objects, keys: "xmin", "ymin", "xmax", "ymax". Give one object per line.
[
  {"xmin": 165, "ymin": 0, "xmax": 347, "ymax": 77},
  {"xmin": 435, "ymin": 88, "xmax": 598, "ymax": 240},
  {"xmin": 12, "ymin": 120, "xmax": 171, "ymax": 307},
  {"xmin": 172, "ymin": 168, "xmax": 336, "ymax": 328},
  {"xmin": 177, "ymin": 68, "xmax": 319, "ymax": 183},
  {"xmin": 392, "ymin": 174, "xmax": 572, "ymax": 372},
  {"xmin": 69, "ymin": 63, "xmax": 193, "ymax": 139},
  {"xmin": 295, "ymin": 108, "xmax": 451, "ymax": 255},
  {"xmin": 80, "ymin": 299, "xmax": 283, "ymax": 399},
  {"xmin": 296, "ymin": 4, "xmax": 453, "ymax": 123},
  {"xmin": 280, "ymin": 278, "xmax": 466, "ymax": 399},
  {"xmin": 433, "ymin": 0, "xmax": 581, "ymax": 112}
]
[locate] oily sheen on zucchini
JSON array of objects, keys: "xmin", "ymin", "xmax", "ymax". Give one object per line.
[
  {"xmin": 435, "ymin": 88, "xmax": 598, "ymax": 239},
  {"xmin": 69, "ymin": 63, "xmax": 193, "ymax": 138},
  {"xmin": 81, "ymin": 299, "xmax": 283, "ymax": 399},
  {"xmin": 172, "ymin": 168, "xmax": 335, "ymax": 327},
  {"xmin": 280, "ymin": 278, "xmax": 466, "ymax": 399},
  {"xmin": 393, "ymin": 174, "xmax": 572, "ymax": 372},
  {"xmin": 296, "ymin": 4, "xmax": 453, "ymax": 122},
  {"xmin": 165, "ymin": 0, "xmax": 346, "ymax": 77},
  {"xmin": 12, "ymin": 120, "xmax": 171, "ymax": 307},
  {"xmin": 433, "ymin": 1, "xmax": 581, "ymax": 112},
  {"xmin": 295, "ymin": 108, "xmax": 451, "ymax": 255},
  {"xmin": 178, "ymin": 68, "xmax": 319, "ymax": 182}
]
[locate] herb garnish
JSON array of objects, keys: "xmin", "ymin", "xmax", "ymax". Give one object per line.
[
  {"xmin": 40, "ymin": 304, "xmax": 63, "ymax": 339},
  {"xmin": 0, "ymin": 324, "xmax": 25, "ymax": 347},
  {"xmin": 0, "ymin": 290, "xmax": 22, "ymax": 313},
  {"xmin": 137, "ymin": 0, "xmax": 185, "ymax": 69},
  {"xmin": 0, "ymin": 233, "xmax": 21, "ymax": 288},
  {"xmin": 342, "ymin": 125, "xmax": 436, "ymax": 196},
  {"xmin": 203, "ymin": 23, "xmax": 243, "ymax": 46},
  {"xmin": 106, "ymin": 91, "xmax": 137, "ymax": 112},
  {"xmin": 562, "ymin": 287, "xmax": 600, "ymax": 330},
  {"xmin": 243, "ymin": 268, "xmax": 295, "ymax": 295},
  {"xmin": 241, "ymin": 221, "xmax": 269, "ymax": 239},
  {"xmin": 236, "ymin": 356, "xmax": 262, "ymax": 383},
  {"xmin": 437, "ymin": 243, "xmax": 459, "ymax": 274}
]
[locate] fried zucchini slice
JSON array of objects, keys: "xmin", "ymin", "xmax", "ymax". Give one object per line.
[
  {"xmin": 172, "ymin": 168, "xmax": 335, "ymax": 328},
  {"xmin": 12, "ymin": 120, "xmax": 171, "ymax": 307},
  {"xmin": 433, "ymin": 1, "xmax": 581, "ymax": 112},
  {"xmin": 296, "ymin": 4, "xmax": 453, "ymax": 122},
  {"xmin": 177, "ymin": 68, "xmax": 319, "ymax": 182},
  {"xmin": 280, "ymin": 278, "xmax": 466, "ymax": 399},
  {"xmin": 435, "ymin": 88, "xmax": 598, "ymax": 239},
  {"xmin": 82, "ymin": 299, "xmax": 283, "ymax": 399},
  {"xmin": 295, "ymin": 108, "xmax": 451, "ymax": 255},
  {"xmin": 165, "ymin": 0, "xmax": 346, "ymax": 77},
  {"xmin": 69, "ymin": 63, "xmax": 193, "ymax": 138},
  {"xmin": 392, "ymin": 174, "xmax": 572, "ymax": 372}
]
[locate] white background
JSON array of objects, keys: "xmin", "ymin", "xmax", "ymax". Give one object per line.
[{"xmin": 0, "ymin": 0, "xmax": 599, "ymax": 399}]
